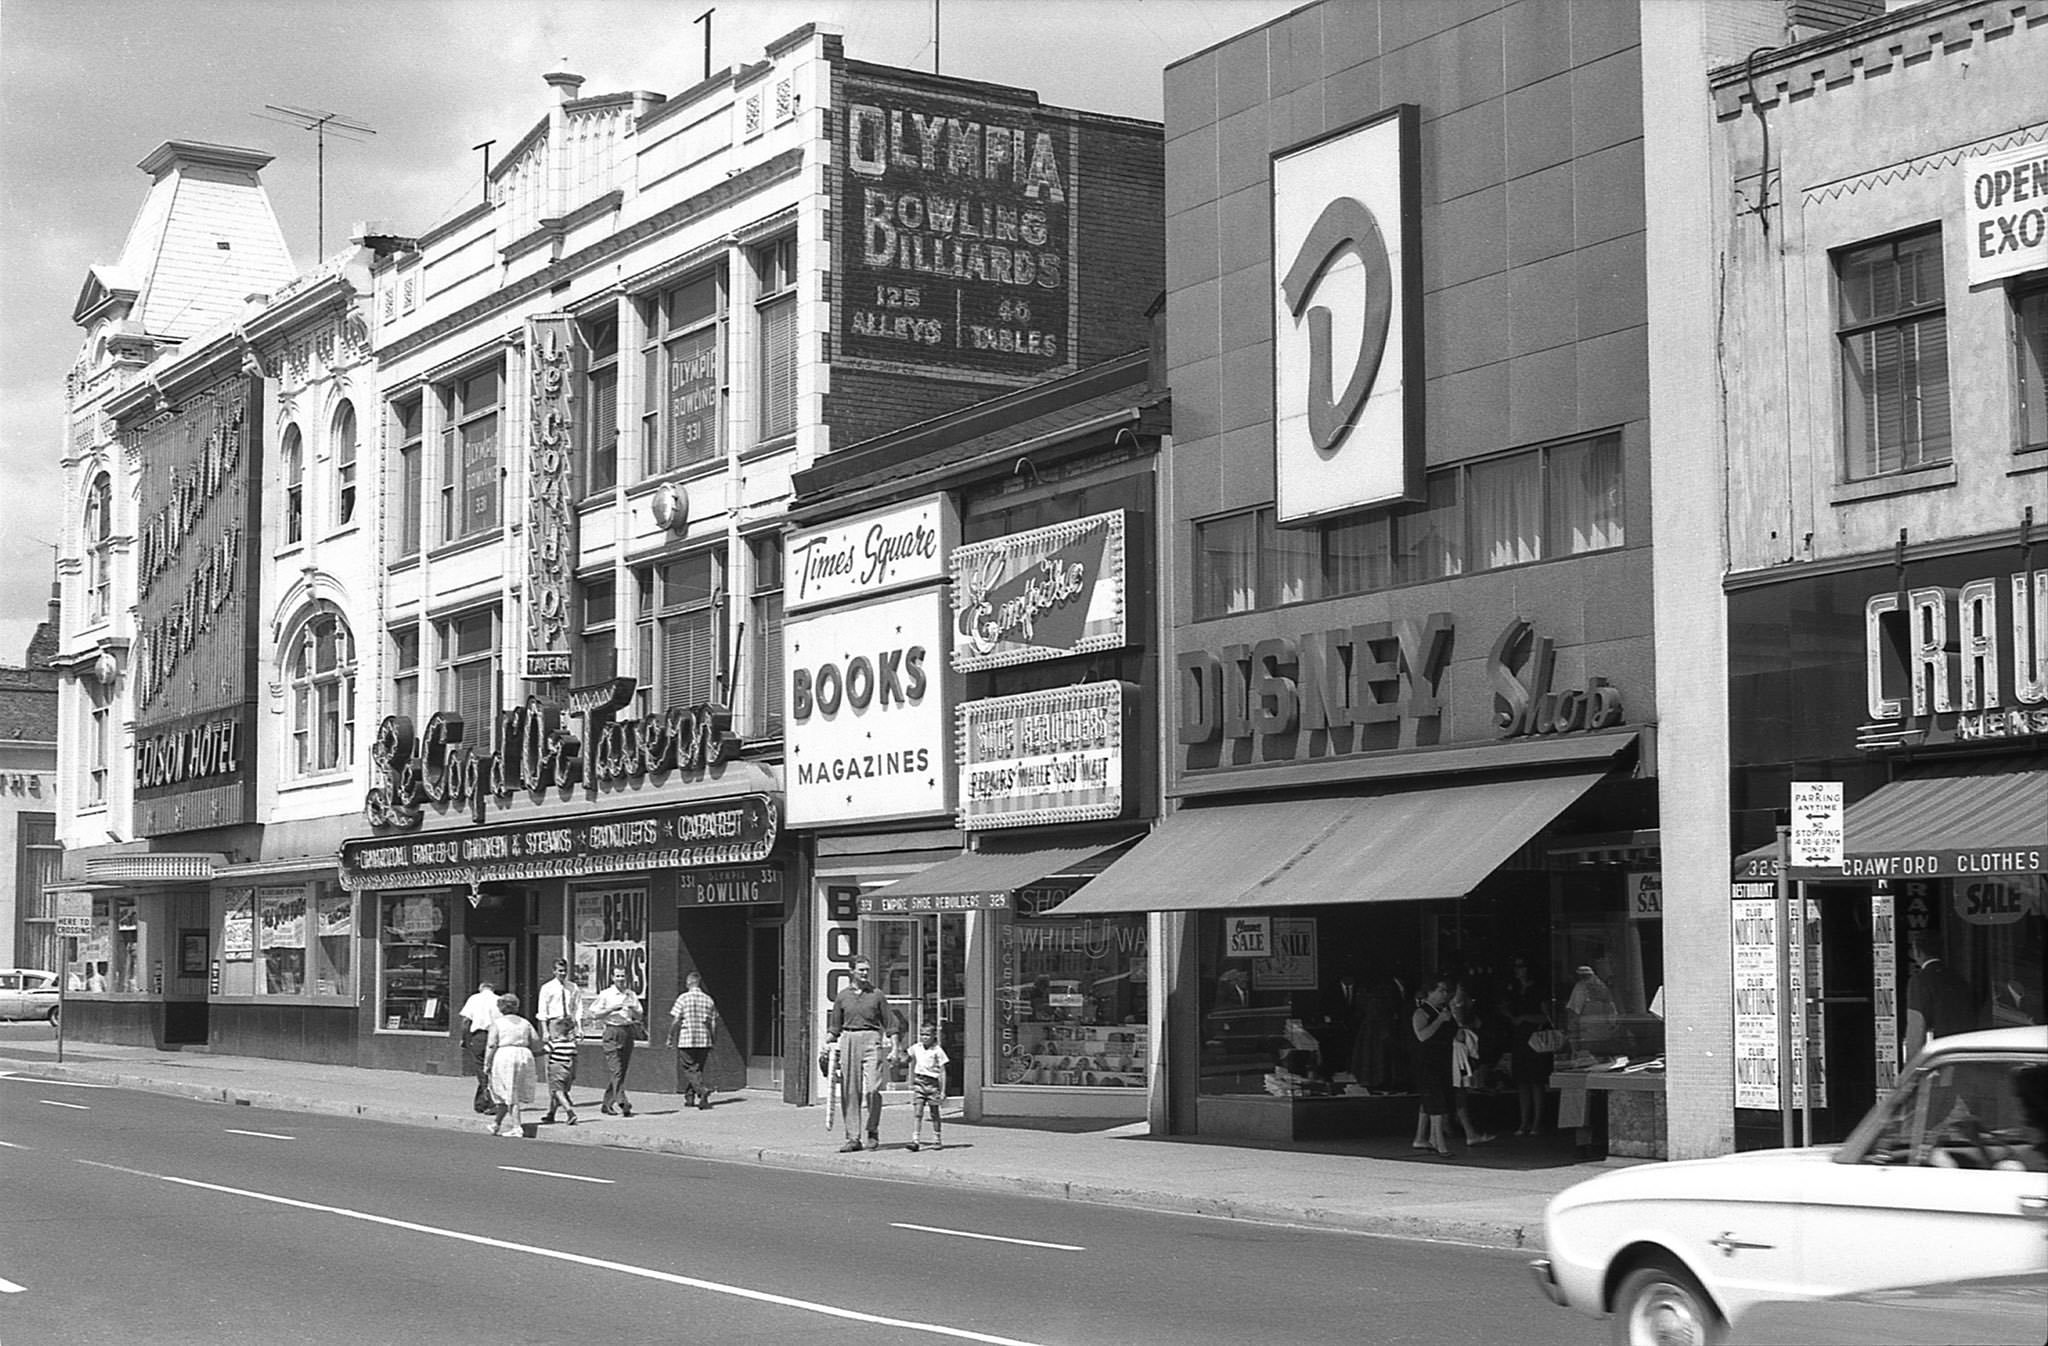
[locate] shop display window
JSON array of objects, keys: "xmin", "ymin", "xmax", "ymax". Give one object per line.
[
  {"xmin": 313, "ymin": 889, "xmax": 354, "ymax": 997},
  {"xmin": 258, "ymin": 887, "xmax": 309, "ymax": 995},
  {"xmin": 570, "ymin": 886, "xmax": 647, "ymax": 1038},
  {"xmin": 378, "ymin": 893, "xmax": 450, "ymax": 1032},
  {"xmin": 1553, "ymin": 872, "xmax": 1666, "ymax": 1064},
  {"xmin": 73, "ymin": 896, "xmax": 140, "ymax": 992},
  {"xmin": 994, "ymin": 904, "xmax": 1148, "ymax": 1089}
]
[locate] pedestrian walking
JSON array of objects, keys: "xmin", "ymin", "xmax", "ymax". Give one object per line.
[
  {"xmin": 537, "ymin": 958, "xmax": 586, "ymax": 1035},
  {"xmin": 1409, "ymin": 977, "xmax": 1457, "ymax": 1158},
  {"xmin": 588, "ymin": 966, "xmax": 643, "ymax": 1116},
  {"xmin": 484, "ymin": 993, "xmax": 542, "ymax": 1138},
  {"xmin": 542, "ymin": 1016, "xmax": 579, "ymax": 1125},
  {"xmin": 905, "ymin": 1021, "xmax": 948, "ymax": 1152},
  {"xmin": 820, "ymin": 957, "xmax": 904, "ymax": 1152},
  {"xmin": 458, "ymin": 978, "xmax": 502, "ymax": 1115},
  {"xmin": 1448, "ymin": 981, "xmax": 1496, "ymax": 1147},
  {"xmin": 668, "ymin": 971, "xmax": 719, "ymax": 1110}
]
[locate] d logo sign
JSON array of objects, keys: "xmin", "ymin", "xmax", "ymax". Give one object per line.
[{"xmin": 1280, "ymin": 196, "xmax": 1391, "ymax": 457}]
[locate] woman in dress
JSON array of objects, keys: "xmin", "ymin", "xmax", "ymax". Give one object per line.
[
  {"xmin": 1505, "ymin": 957, "xmax": 1555, "ymax": 1135},
  {"xmin": 1409, "ymin": 977, "xmax": 1457, "ymax": 1157},
  {"xmin": 1448, "ymin": 981, "xmax": 1496, "ymax": 1147},
  {"xmin": 484, "ymin": 992, "xmax": 542, "ymax": 1137}
]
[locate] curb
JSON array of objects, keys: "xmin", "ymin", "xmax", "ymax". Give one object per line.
[{"xmin": 19, "ymin": 1060, "xmax": 1546, "ymax": 1252}]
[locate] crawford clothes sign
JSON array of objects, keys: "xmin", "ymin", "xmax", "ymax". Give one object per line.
[
  {"xmin": 784, "ymin": 588, "xmax": 954, "ymax": 826},
  {"xmin": 337, "ymin": 795, "xmax": 780, "ymax": 891},
  {"xmin": 957, "ymin": 682, "xmax": 1127, "ymax": 830},
  {"xmin": 128, "ymin": 374, "xmax": 260, "ymax": 834},
  {"xmin": 950, "ymin": 510, "xmax": 1126, "ymax": 670},
  {"xmin": 1963, "ymin": 140, "xmax": 2048, "ymax": 286},
  {"xmin": 1271, "ymin": 106, "xmax": 1422, "ymax": 524},
  {"xmin": 1859, "ymin": 570, "xmax": 2048, "ymax": 752},
  {"xmin": 835, "ymin": 74, "xmax": 1078, "ymax": 385},
  {"xmin": 783, "ymin": 495, "xmax": 956, "ymax": 614}
]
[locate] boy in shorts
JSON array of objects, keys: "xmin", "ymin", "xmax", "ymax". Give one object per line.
[
  {"xmin": 542, "ymin": 1016, "xmax": 580, "ymax": 1125},
  {"xmin": 906, "ymin": 1022, "xmax": 949, "ymax": 1152}
]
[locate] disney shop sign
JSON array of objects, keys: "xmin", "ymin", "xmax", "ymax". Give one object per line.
[{"xmin": 362, "ymin": 676, "xmax": 740, "ymax": 830}]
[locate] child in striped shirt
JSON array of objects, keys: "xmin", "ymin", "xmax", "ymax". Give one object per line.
[{"xmin": 542, "ymin": 1016, "xmax": 579, "ymax": 1125}]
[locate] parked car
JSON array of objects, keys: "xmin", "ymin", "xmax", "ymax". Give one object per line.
[
  {"xmin": 1531, "ymin": 1026, "xmax": 2048, "ymax": 1346},
  {"xmin": 0, "ymin": 968, "xmax": 61, "ymax": 1023}
]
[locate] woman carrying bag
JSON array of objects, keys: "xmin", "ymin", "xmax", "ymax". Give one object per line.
[{"xmin": 1507, "ymin": 957, "xmax": 1563, "ymax": 1136}]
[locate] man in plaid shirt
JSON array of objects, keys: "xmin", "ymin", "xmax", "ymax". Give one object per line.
[{"xmin": 667, "ymin": 971, "xmax": 719, "ymax": 1110}]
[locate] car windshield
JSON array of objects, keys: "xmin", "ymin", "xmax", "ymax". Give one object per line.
[{"xmin": 1857, "ymin": 1056, "xmax": 2041, "ymax": 1170}]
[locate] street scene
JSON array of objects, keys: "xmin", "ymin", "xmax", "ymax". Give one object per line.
[{"xmin": 1, "ymin": 0, "xmax": 2045, "ymax": 1342}]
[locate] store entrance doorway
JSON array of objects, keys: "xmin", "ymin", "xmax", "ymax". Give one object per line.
[
  {"xmin": 745, "ymin": 918, "xmax": 783, "ymax": 1090},
  {"xmin": 869, "ymin": 914, "xmax": 966, "ymax": 1095}
]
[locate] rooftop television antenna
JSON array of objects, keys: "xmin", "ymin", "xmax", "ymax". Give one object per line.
[{"xmin": 256, "ymin": 104, "xmax": 378, "ymax": 258}]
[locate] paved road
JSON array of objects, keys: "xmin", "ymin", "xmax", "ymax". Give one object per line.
[{"xmin": 1, "ymin": 1067, "xmax": 1588, "ymax": 1345}]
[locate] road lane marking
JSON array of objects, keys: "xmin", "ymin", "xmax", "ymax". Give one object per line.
[
  {"xmin": 499, "ymin": 1165, "xmax": 614, "ymax": 1184},
  {"xmin": 0, "ymin": 1140, "xmax": 24, "ymax": 1148},
  {"xmin": 39, "ymin": 1100, "xmax": 89, "ymax": 1111},
  {"xmin": 225, "ymin": 1129, "xmax": 295, "ymax": 1141},
  {"xmin": 0, "ymin": 1074, "xmax": 115, "ymax": 1088},
  {"xmin": 0, "ymin": 1276, "xmax": 24, "ymax": 1293},
  {"xmin": 890, "ymin": 1223, "xmax": 1084, "ymax": 1251},
  {"xmin": 76, "ymin": 1161, "xmax": 1048, "ymax": 1345}
]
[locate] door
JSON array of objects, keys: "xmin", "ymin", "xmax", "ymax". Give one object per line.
[
  {"xmin": 745, "ymin": 919, "xmax": 783, "ymax": 1090},
  {"xmin": 867, "ymin": 914, "xmax": 967, "ymax": 1095}
]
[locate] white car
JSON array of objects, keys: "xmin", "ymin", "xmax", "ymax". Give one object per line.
[
  {"xmin": 1532, "ymin": 1026, "xmax": 2048, "ymax": 1346},
  {"xmin": 0, "ymin": 968, "xmax": 61, "ymax": 1023}
]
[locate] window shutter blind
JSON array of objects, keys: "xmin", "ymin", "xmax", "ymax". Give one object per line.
[{"xmin": 759, "ymin": 297, "xmax": 796, "ymax": 439}]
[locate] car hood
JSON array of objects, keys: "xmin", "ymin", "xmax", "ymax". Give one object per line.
[{"xmin": 1548, "ymin": 1147, "xmax": 1838, "ymax": 1216}]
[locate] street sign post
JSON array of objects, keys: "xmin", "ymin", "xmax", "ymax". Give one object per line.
[{"xmin": 1789, "ymin": 782, "xmax": 1843, "ymax": 869}]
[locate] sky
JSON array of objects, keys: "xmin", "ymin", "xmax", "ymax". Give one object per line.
[{"xmin": 0, "ymin": 0, "xmax": 1305, "ymax": 663}]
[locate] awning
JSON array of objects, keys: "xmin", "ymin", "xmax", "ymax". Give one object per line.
[
  {"xmin": 1051, "ymin": 771, "xmax": 1611, "ymax": 915},
  {"xmin": 860, "ymin": 837, "xmax": 1137, "ymax": 914},
  {"xmin": 1734, "ymin": 755, "xmax": 2048, "ymax": 881}
]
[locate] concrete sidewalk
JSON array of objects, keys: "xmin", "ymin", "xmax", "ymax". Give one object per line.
[{"xmin": 0, "ymin": 1034, "xmax": 1626, "ymax": 1251}]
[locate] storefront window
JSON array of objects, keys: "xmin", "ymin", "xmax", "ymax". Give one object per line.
[
  {"xmin": 994, "ymin": 891, "xmax": 1148, "ymax": 1089},
  {"xmin": 258, "ymin": 887, "xmax": 308, "ymax": 995},
  {"xmin": 314, "ymin": 889, "xmax": 353, "ymax": 996},
  {"xmin": 219, "ymin": 889, "xmax": 257, "ymax": 995},
  {"xmin": 73, "ymin": 896, "xmax": 140, "ymax": 992},
  {"xmin": 1554, "ymin": 872, "xmax": 1666, "ymax": 1063},
  {"xmin": 378, "ymin": 892, "xmax": 450, "ymax": 1032},
  {"xmin": 570, "ymin": 886, "xmax": 647, "ymax": 1038}
]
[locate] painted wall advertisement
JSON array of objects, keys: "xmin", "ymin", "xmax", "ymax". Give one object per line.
[
  {"xmin": 784, "ymin": 589, "xmax": 953, "ymax": 826},
  {"xmin": 835, "ymin": 74, "xmax": 1078, "ymax": 384},
  {"xmin": 129, "ymin": 373, "xmax": 260, "ymax": 834},
  {"xmin": 573, "ymin": 887, "xmax": 647, "ymax": 1036},
  {"xmin": 957, "ymin": 682, "xmax": 1125, "ymax": 830},
  {"xmin": 949, "ymin": 510, "xmax": 1125, "ymax": 670}
]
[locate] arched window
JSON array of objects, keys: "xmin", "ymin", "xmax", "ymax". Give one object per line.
[
  {"xmin": 282, "ymin": 425, "xmax": 305, "ymax": 544},
  {"xmin": 332, "ymin": 403, "xmax": 358, "ymax": 526},
  {"xmin": 289, "ymin": 612, "xmax": 355, "ymax": 775},
  {"xmin": 83, "ymin": 473, "xmax": 113, "ymax": 623}
]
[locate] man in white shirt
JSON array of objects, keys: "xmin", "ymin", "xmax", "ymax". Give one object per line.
[
  {"xmin": 537, "ymin": 959, "xmax": 585, "ymax": 1032},
  {"xmin": 587, "ymin": 967, "xmax": 643, "ymax": 1117},
  {"xmin": 458, "ymin": 979, "xmax": 502, "ymax": 1115}
]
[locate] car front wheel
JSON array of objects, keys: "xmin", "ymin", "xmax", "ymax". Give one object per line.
[{"xmin": 1611, "ymin": 1260, "xmax": 1723, "ymax": 1346}]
